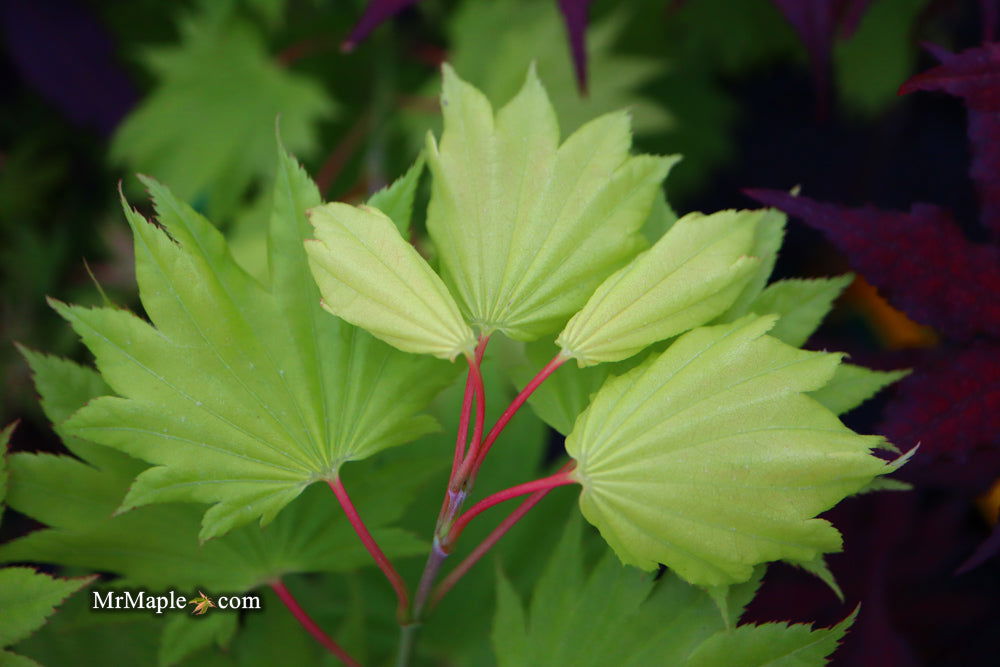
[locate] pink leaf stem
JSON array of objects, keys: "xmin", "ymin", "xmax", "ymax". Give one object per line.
[
  {"xmin": 430, "ymin": 461, "xmax": 575, "ymax": 608},
  {"xmin": 270, "ymin": 579, "xmax": 361, "ymax": 666},
  {"xmin": 444, "ymin": 465, "xmax": 577, "ymax": 548},
  {"xmin": 327, "ymin": 477, "xmax": 411, "ymax": 622},
  {"xmin": 458, "ymin": 352, "xmax": 567, "ymax": 483}
]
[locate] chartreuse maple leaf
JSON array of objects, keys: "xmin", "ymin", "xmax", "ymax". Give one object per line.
[
  {"xmin": 1, "ymin": 348, "xmax": 433, "ymax": 594},
  {"xmin": 565, "ymin": 315, "xmax": 907, "ymax": 587},
  {"xmin": 557, "ymin": 209, "xmax": 765, "ymax": 366},
  {"xmin": 492, "ymin": 518, "xmax": 853, "ymax": 666},
  {"xmin": 52, "ymin": 148, "xmax": 452, "ymax": 541},
  {"xmin": 306, "ymin": 200, "xmax": 476, "ymax": 360},
  {"xmin": 112, "ymin": 1, "xmax": 332, "ymax": 220},
  {"xmin": 425, "ymin": 65, "xmax": 678, "ymax": 340},
  {"xmin": 0, "ymin": 424, "xmax": 92, "ymax": 667}
]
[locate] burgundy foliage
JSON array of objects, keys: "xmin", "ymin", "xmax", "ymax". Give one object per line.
[
  {"xmin": 746, "ymin": 43, "xmax": 1000, "ymax": 480},
  {"xmin": 770, "ymin": 0, "xmax": 873, "ymax": 106},
  {"xmin": 745, "ymin": 47, "xmax": 1000, "ymax": 645},
  {"xmin": 881, "ymin": 345, "xmax": 1000, "ymax": 481},
  {"xmin": 900, "ymin": 42, "xmax": 1000, "ymax": 239},
  {"xmin": 742, "ymin": 193, "xmax": 1000, "ymax": 342}
]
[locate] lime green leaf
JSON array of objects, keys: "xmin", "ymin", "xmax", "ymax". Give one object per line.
[
  {"xmin": 305, "ymin": 202, "xmax": 475, "ymax": 360},
  {"xmin": 112, "ymin": 3, "xmax": 332, "ymax": 220},
  {"xmin": 641, "ymin": 190, "xmax": 680, "ymax": 244},
  {"xmin": 159, "ymin": 612, "xmax": 236, "ymax": 667},
  {"xmin": 426, "ymin": 64, "xmax": 678, "ymax": 340},
  {"xmin": 56, "ymin": 151, "xmax": 452, "ymax": 540},
  {"xmin": 810, "ymin": 363, "xmax": 910, "ymax": 416},
  {"xmin": 566, "ymin": 316, "xmax": 905, "ymax": 586},
  {"xmin": 687, "ymin": 608, "xmax": 857, "ymax": 667},
  {"xmin": 17, "ymin": 348, "xmax": 140, "ymax": 476},
  {"xmin": 558, "ymin": 210, "xmax": 763, "ymax": 366},
  {"xmin": 492, "ymin": 518, "xmax": 765, "ymax": 667},
  {"xmin": 367, "ymin": 156, "xmax": 425, "ymax": 236},
  {"xmin": 0, "ymin": 568, "xmax": 92, "ymax": 648},
  {"xmin": 721, "ymin": 209, "xmax": 787, "ymax": 318},
  {"xmin": 745, "ymin": 275, "xmax": 853, "ymax": 347}
]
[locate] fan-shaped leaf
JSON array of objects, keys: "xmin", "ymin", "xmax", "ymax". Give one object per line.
[
  {"xmin": 425, "ymin": 64, "xmax": 677, "ymax": 340},
  {"xmin": 57, "ymin": 150, "xmax": 452, "ymax": 539},
  {"xmin": 565, "ymin": 316, "xmax": 904, "ymax": 586}
]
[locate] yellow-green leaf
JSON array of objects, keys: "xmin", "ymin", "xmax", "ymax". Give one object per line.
[
  {"xmin": 566, "ymin": 316, "xmax": 905, "ymax": 586},
  {"xmin": 306, "ymin": 202, "xmax": 476, "ymax": 360},
  {"xmin": 425, "ymin": 64, "xmax": 678, "ymax": 340},
  {"xmin": 557, "ymin": 209, "xmax": 763, "ymax": 366}
]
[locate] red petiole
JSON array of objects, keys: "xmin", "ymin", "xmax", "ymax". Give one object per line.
[
  {"xmin": 456, "ymin": 352, "xmax": 568, "ymax": 485},
  {"xmin": 327, "ymin": 477, "xmax": 411, "ymax": 623},
  {"xmin": 270, "ymin": 579, "xmax": 360, "ymax": 666},
  {"xmin": 430, "ymin": 460, "xmax": 577, "ymax": 609},
  {"xmin": 443, "ymin": 465, "xmax": 577, "ymax": 548}
]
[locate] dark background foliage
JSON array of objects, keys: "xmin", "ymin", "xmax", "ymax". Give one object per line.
[{"xmin": 1, "ymin": 0, "xmax": 997, "ymax": 664}]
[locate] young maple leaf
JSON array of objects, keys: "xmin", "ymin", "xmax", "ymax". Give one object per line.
[
  {"xmin": 746, "ymin": 42, "xmax": 1000, "ymax": 486},
  {"xmin": 188, "ymin": 591, "xmax": 216, "ymax": 615}
]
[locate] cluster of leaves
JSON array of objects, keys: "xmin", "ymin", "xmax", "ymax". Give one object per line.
[
  {"xmin": 0, "ymin": 63, "xmax": 915, "ymax": 664},
  {"xmin": 2, "ymin": 0, "xmax": 948, "ymax": 430}
]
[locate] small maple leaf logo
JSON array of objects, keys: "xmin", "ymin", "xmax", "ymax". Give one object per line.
[{"xmin": 188, "ymin": 591, "xmax": 216, "ymax": 615}]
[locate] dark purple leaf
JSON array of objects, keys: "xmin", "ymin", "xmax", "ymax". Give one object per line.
[
  {"xmin": 981, "ymin": 0, "xmax": 999, "ymax": 43},
  {"xmin": 0, "ymin": 0, "xmax": 137, "ymax": 136},
  {"xmin": 900, "ymin": 42, "xmax": 1000, "ymax": 239},
  {"xmin": 771, "ymin": 0, "xmax": 836, "ymax": 105},
  {"xmin": 745, "ymin": 190, "xmax": 1000, "ymax": 340},
  {"xmin": 556, "ymin": 0, "xmax": 595, "ymax": 94},
  {"xmin": 342, "ymin": 0, "xmax": 422, "ymax": 52},
  {"xmin": 880, "ymin": 343, "xmax": 1000, "ymax": 464},
  {"xmin": 770, "ymin": 0, "xmax": 873, "ymax": 112}
]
